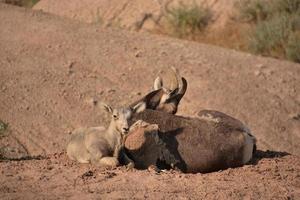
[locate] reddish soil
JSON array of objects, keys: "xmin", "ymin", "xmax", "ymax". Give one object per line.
[
  {"xmin": 0, "ymin": 3, "xmax": 300, "ymax": 199},
  {"xmin": 1, "ymin": 152, "xmax": 300, "ymax": 199}
]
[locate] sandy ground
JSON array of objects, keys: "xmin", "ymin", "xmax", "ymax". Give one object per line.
[
  {"xmin": 1, "ymin": 151, "xmax": 300, "ymax": 199},
  {"xmin": 0, "ymin": 3, "xmax": 300, "ymax": 199}
]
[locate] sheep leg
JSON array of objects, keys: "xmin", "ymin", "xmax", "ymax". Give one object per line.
[
  {"xmin": 122, "ymin": 151, "xmax": 135, "ymax": 170},
  {"xmin": 98, "ymin": 157, "xmax": 119, "ymax": 167},
  {"xmin": 115, "ymin": 144, "xmax": 135, "ymax": 170},
  {"xmin": 87, "ymin": 144, "xmax": 106, "ymax": 165},
  {"xmin": 88, "ymin": 149, "xmax": 119, "ymax": 168}
]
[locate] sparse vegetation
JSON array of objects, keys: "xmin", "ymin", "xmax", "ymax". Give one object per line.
[
  {"xmin": 235, "ymin": 0, "xmax": 269, "ymax": 22},
  {"xmin": 4, "ymin": 0, "xmax": 39, "ymax": 8},
  {"xmin": 249, "ymin": 14, "xmax": 293, "ymax": 58},
  {"xmin": 162, "ymin": 0, "xmax": 300, "ymax": 63},
  {"xmin": 164, "ymin": 3, "xmax": 212, "ymax": 38},
  {"xmin": 0, "ymin": 119, "xmax": 8, "ymax": 137},
  {"xmin": 286, "ymin": 33, "xmax": 300, "ymax": 62},
  {"xmin": 236, "ymin": 0, "xmax": 300, "ymax": 62}
]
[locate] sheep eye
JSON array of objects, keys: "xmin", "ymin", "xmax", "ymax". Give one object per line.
[{"xmin": 113, "ymin": 115, "xmax": 118, "ymax": 119}]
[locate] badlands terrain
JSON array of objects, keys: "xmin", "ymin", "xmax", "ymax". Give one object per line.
[{"xmin": 0, "ymin": 2, "xmax": 299, "ymax": 199}]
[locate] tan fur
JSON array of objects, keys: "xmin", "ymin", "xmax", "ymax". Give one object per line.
[{"xmin": 66, "ymin": 104, "xmax": 141, "ymax": 168}]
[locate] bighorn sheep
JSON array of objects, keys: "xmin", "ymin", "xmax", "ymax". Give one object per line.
[
  {"xmin": 125, "ymin": 109, "xmax": 256, "ymax": 173},
  {"xmin": 67, "ymin": 103, "xmax": 142, "ymax": 168},
  {"xmin": 125, "ymin": 69, "xmax": 256, "ymax": 173},
  {"xmin": 129, "ymin": 67, "xmax": 187, "ymax": 114},
  {"xmin": 66, "ymin": 68, "xmax": 185, "ymax": 168}
]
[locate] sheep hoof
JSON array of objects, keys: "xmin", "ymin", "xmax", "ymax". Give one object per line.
[
  {"xmin": 147, "ymin": 165, "xmax": 161, "ymax": 174},
  {"xmin": 126, "ymin": 162, "xmax": 135, "ymax": 171}
]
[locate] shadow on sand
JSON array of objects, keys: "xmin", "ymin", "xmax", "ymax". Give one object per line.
[{"xmin": 250, "ymin": 150, "xmax": 290, "ymax": 165}]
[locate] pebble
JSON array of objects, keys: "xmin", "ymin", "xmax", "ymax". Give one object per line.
[
  {"xmin": 135, "ymin": 51, "xmax": 142, "ymax": 57},
  {"xmin": 254, "ymin": 70, "xmax": 261, "ymax": 76}
]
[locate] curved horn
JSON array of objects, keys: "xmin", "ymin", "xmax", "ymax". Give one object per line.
[
  {"xmin": 169, "ymin": 67, "xmax": 180, "ymax": 91},
  {"xmin": 177, "ymin": 77, "xmax": 187, "ymax": 97},
  {"xmin": 153, "ymin": 76, "xmax": 163, "ymax": 90},
  {"xmin": 165, "ymin": 77, "xmax": 187, "ymax": 105}
]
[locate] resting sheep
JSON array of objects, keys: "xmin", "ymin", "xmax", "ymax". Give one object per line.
[
  {"xmin": 67, "ymin": 102, "xmax": 142, "ymax": 168},
  {"xmin": 126, "ymin": 109, "xmax": 256, "ymax": 173}
]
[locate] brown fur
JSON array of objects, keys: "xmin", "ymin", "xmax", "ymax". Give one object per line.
[
  {"xmin": 129, "ymin": 69, "xmax": 187, "ymax": 114},
  {"xmin": 126, "ymin": 109, "xmax": 256, "ymax": 173}
]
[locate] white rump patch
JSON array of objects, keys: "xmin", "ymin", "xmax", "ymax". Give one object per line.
[
  {"xmin": 198, "ymin": 113, "xmax": 220, "ymax": 123},
  {"xmin": 242, "ymin": 132, "xmax": 255, "ymax": 164}
]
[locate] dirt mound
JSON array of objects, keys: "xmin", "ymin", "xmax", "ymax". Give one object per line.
[
  {"xmin": 1, "ymin": 151, "xmax": 299, "ymax": 199},
  {"xmin": 33, "ymin": 0, "xmax": 235, "ymax": 31},
  {"xmin": 1, "ymin": 3, "xmax": 299, "ymax": 157}
]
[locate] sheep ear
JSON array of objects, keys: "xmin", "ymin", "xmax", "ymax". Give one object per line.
[
  {"xmin": 100, "ymin": 102, "xmax": 113, "ymax": 114},
  {"xmin": 153, "ymin": 76, "xmax": 163, "ymax": 90},
  {"xmin": 132, "ymin": 101, "xmax": 146, "ymax": 113}
]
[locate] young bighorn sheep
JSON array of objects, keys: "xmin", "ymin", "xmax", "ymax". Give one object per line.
[
  {"xmin": 67, "ymin": 103, "xmax": 142, "ymax": 168},
  {"xmin": 129, "ymin": 67, "xmax": 187, "ymax": 115},
  {"xmin": 125, "ymin": 109, "xmax": 256, "ymax": 173}
]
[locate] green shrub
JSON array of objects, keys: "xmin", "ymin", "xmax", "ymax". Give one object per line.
[
  {"xmin": 236, "ymin": 0, "xmax": 300, "ymax": 62},
  {"xmin": 4, "ymin": 0, "xmax": 40, "ymax": 8},
  {"xmin": 236, "ymin": 0, "xmax": 300, "ymax": 22},
  {"xmin": 165, "ymin": 3, "xmax": 212, "ymax": 37},
  {"xmin": 249, "ymin": 14, "xmax": 293, "ymax": 56},
  {"xmin": 271, "ymin": 0, "xmax": 300, "ymax": 15},
  {"xmin": 286, "ymin": 33, "xmax": 300, "ymax": 62},
  {"xmin": 235, "ymin": 0, "xmax": 269, "ymax": 22},
  {"xmin": 0, "ymin": 120, "xmax": 8, "ymax": 136}
]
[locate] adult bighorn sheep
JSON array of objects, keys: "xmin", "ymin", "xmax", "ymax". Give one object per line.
[
  {"xmin": 129, "ymin": 67, "xmax": 187, "ymax": 114},
  {"xmin": 125, "ymin": 69, "xmax": 256, "ymax": 173},
  {"xmin": 67, "ymin": 102, "xmax": 143, "ymax": 168},
  {"xmin": 126, "ymin": 109, "xmax": 256, "ymax": 173}
]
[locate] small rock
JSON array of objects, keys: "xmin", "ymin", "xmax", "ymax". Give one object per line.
[
  {"xmin": 290, "ymin": 113, "xmax": 300, "ymax": 120},
  {"xmin": 135, "ymin": 51, "xmax": 142, "ymax": 57},
  {"xmin": 1, "ymin": 86, "xmax": 7, "ymax": 92},
  {"xmin": 147, "ymin": 165, "xmax": 161, "ymax": 174},
  {"xmin": 254, "ymin": 70, "xmax": 261, "ymax": 76},
  {"xmin": 256, "ymin": 64, "xmax": 266, "ymax": 69},
  {"xmin": 68, "ymin": 61, "xmax": 75, "ymax": 69},
  {"xmin": 107, "ymin": 89, "xmax": 116, "ymax": 93},
  {"xmin": 87, "ymin": 97, "xmax": 98, "ymax": 106},
  {"xmin": 265, "ymin": 69, "xmax": 274, "ymax": 76},
  {"xmin": 161, "ymin": 51, "xmax": 167, "ymax": 56}
]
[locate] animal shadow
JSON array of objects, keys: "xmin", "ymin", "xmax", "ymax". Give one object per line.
[{"xmin": 250, "ymin": 149, "xmax": 290, "ymax": 165}]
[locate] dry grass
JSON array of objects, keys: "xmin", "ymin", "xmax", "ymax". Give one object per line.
[
  {"xmin": 0, "ymin": 119, "xmax": 8, "ymax": 137},
  {"xmin": 4, "ymin": 0, "xmax": 39, "ymax": 8},
  {"xmin": 237, "ymin": 0, "xmax": 300, "ymax": 62},
  {"xmin": 164, "ymin": 3, "xmax": 212, "ymax": 38}
]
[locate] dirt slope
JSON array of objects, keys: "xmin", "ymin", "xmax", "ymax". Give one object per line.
[
  {"xmin": 33, "ymin": 0, "xmax": 235, "ymax": 31},
  {"xmin": 0, "ymin": 4, "xmax": 300, "ymax": 199},
  {"xmin": 1, "ymin": 152, "xmax": 300, "ymax": 199},
  {"xmin": 1, "ymin": 3, "xmax": 300, "ymax": 158}
]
